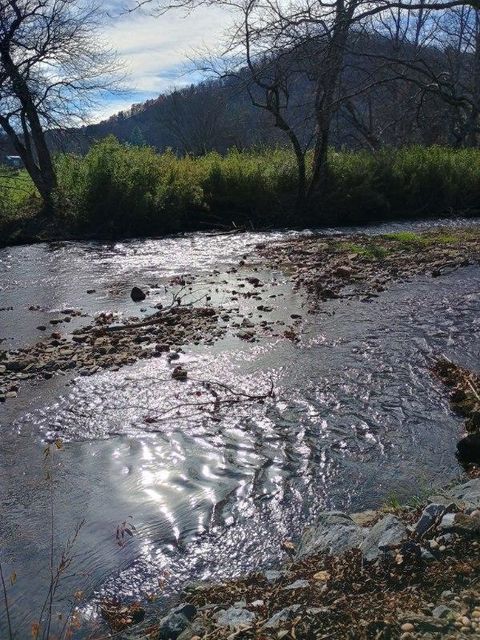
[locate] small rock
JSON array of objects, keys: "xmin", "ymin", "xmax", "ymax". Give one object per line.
[
  {"xmin": 336, "ymin": 265, "xmax": 353, "ymax": 278},
  {"xmin": 215, "ymin": 607, "xmax": 255, "ymax": 629},
  {"xmin": 283, "ymin": 579, "xmax": 309, "ymax": 590},
  {"xmin": 414, "ymin": 503, "xmax": 449, "ymax": 537},
  {"xmin": 432, "ymin": 605, "xmax": 455, "ymax": 620},
  {"xmin": 296, "ymin": 511, "xmax": 365, "ymax": 558},
  {"xmin": 438, "ymin": 513, "xmax": 456, "ymax": 531},
  {"xmin": 250, "ymin": 600, "xmax": 264, "ymax": 608},
  {"xmin": 157, "ymin": 603, "xmax": 196, "ymax": 640},
  {"xmin": 263, "ymin": 570, "xmax": 285, "ymax": 583},
  {"xmin": 400, "ymin": 613, "xmax": 449, "ymax": 633},
  {"xmin": 130, "ymin": 287, "xmax": 146, "ymax": 302},
  {"xmin": 263, "ymin": 605, "xmax": 300, "ymax": 629},
  {"xmin": 172, "ymin": 366, "xmax": 187, "ymax": 381}
]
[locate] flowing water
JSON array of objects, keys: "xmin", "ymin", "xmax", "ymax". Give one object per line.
[{"xmin": 0, "ymin": 218, "xmax": 479, "ymax": 637}]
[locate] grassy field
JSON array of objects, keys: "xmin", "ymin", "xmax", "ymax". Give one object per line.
[{"xmin": 1, "ymin": 140, "xmax": 480, "ymax": 243}]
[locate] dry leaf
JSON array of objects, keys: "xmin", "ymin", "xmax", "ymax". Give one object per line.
[{"xmin": 313, "ymin": 570, "xmax": 331, "ymax": 581}]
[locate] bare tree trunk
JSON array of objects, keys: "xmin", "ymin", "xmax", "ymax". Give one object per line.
[
  {"xmin": 0, "ymin": 45, "xmax": 58, "ymax": 212},
  {"xmin": 308, "ymin": 13, "xmax": 351, "ymax": 200}
]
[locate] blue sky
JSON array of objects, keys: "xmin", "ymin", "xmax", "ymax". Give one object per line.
[{"xmin": 94, "ymin": 1, "xmax": 230, "ymax": 122}]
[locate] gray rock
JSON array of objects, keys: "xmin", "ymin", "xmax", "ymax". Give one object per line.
[
  {"xmin": 157, "ymin": 603, "xmax": 196, "ymax": 639},
  {"xmin": 443, "ymin": 479, "xmax": 480, "ymax": 510},
  {"xmin": 414, "ymin": 503, "xmax": 449, "ymax": 537},
  {"xmin": 438, "ymin": 513, "xmax": 456, "ymax": 531},
  {"xmin": 263, "ymin": 605, "xmax": 300, "ymax": 629},
  {"xmin": 283, "ymin": 579, "xmax": 309, "ymax": 590},
  {"xmin": 215, "ymin": 607, "xmax": 255, "ymax": 629},
  {"xmin": 399, "ymin": 613, "xmax": 449, "ymax": 633},
  {"xmin": 421, "ymin": 548, "xmax": 435, "ymax": 561},
  {"xmin": 296, "ymin": 512, "xmax": 365, "ymax": 559},
  {"xmin": 360, "ymin": 514, "xmax": 407, "ymax": 562},
  {"xmin": 432, "ymin": 605, "xmax": 455, "ymax": 620},
  {"xmin": 177, "ymin": 619, "xmax": 206, "ymax": 640},
  {"xmin": 263, "ymin": 569, "xmax": 286, "ymax": 583}
]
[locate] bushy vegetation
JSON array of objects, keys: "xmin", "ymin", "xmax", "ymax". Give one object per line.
[
  {"xmin": 324, "ymin": 146, "xmax": 480, "ymax": 222},
  {"xmin": 0, "ymin": 170, "xmax": 38, "ymax": 241},
  {"xmin": 2, "ymin": 139, "xmax": 480, "ymax": 243}
]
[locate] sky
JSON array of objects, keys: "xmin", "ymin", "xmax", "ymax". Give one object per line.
[{"xmin": 93, "ymin": 1, "xmax": 231, "ymax": 122}]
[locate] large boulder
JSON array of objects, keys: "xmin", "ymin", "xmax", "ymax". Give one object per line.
[
  {"xmin": 296, "ymin": 511, "xmax": 365, "ymax": 559},
  {"xmin": 360, "ymin": 514, "xmax": 407, "ymax": 562}
]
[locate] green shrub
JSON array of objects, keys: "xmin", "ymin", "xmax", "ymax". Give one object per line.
[
  {"xmin": 48, "ymin": 140, "xmax": 480, "ymax": 238},
  {"xmin": 56, "ymin": 137, "xmax": 204, "ymax": 235}
]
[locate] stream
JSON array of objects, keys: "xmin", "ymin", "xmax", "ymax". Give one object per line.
[{"xmin": 0, "ymin": 217, "xmax": 479, "ymax": 637}]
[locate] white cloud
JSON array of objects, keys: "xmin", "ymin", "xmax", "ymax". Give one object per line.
[{"xmin": 94, "ymin": 2, "xmax": 232, "ymax": 121}]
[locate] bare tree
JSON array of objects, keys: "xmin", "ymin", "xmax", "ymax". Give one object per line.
[
  {"xmin": 0, "ymin": 0, "xmax": 119, "ymax": 212},
  {"xmin": 129, "ymin": 0, "xmax": 480, "ymax": 211}
]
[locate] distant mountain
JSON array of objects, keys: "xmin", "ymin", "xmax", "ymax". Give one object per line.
[{"xmin": 6, "ymin": 31, "xmax": 469, "ymax": 159}]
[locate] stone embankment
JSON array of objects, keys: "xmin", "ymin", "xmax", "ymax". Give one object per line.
[{"xmin": 119, "ymin": 479, "xmax": 480, "ymax": 639}]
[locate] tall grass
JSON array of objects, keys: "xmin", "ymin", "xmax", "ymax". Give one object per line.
[{"xmin": 3, "ymin": 139, "xmax": 480, "ymax": 242}]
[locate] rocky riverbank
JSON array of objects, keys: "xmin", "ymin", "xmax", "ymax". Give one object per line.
[
  {"xmin": 0, "ymin": 304, "xmax": 225, "ymax": 402},
  {"xmin": 121, "ymin": 478, "xmax": 480, "ymax": 640},
  {"xmin": 256, "ymin": 228, "xmax": 480, "ymax": 304}
]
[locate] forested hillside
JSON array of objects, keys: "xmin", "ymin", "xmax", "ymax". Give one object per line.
[{"xmin": 44, "ymin": 25, "xmax": 480, "ymax": 157}]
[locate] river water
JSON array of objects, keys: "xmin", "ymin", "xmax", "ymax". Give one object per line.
[{"xmin": 0, "ymin": 218, "xmax": 479, "ymax": 637}]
